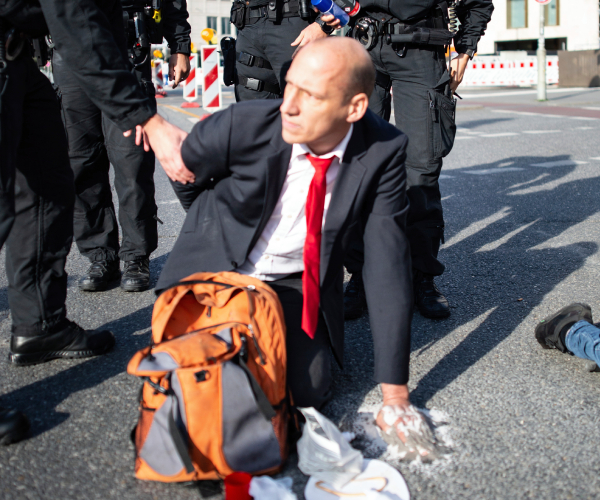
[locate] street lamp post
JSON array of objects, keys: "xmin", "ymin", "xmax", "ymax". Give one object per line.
[{"xmin": 536, "ymin": 0, "xmax": 549, "ymax": 101}]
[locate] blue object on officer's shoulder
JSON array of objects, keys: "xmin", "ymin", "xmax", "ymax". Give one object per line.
[{"xmin": 311, "ymin": 0, "xmax": 349, "ymax": 27}]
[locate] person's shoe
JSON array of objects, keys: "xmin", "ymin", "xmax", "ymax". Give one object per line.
[
  {"xmin": 0, "ymin": 407, "xmax": 29, "ymax": 445},
  {"xmin": 121, "ymin": 258, "xmax": 150, "ymax": 292},
  {"xmin": 79, "ymin": 259, "xmax": 121, "ymax": 292},
  {"xmin": 534, "ymin": 303, "xmax": 592, "ymax": 353},
  {"xmin": 344, "ymin": 275, "xmax": 367, "ymax": 320},
  {"xmin": 414, "ymin": 271, "xmax": 450, "ymax": 319},
  {"xmin": 9, "ymin": 320, "xmax": 115, "ymax": 366}
]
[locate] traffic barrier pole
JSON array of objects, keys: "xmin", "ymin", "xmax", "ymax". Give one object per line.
[
  {"xmin": 201, "ymin": 46, "xmax": 222, "ymax": 112},
  {"xmin": 182, "ymin": 53, "xmax": 200, "ymax": 108}
]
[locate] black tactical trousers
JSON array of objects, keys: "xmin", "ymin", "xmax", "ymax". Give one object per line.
[
  {"xmin": 345, "ymin": 40, "xmax": 455, "ymax": 277},
  {"xmin": 0, "ymin": 55, "xmax": 74, "ymax": 336},
  {"xmin": 52, "ymin": 52, "xmax": 158, "ymax": 264},
  {"xmin": 235, "ymin": 15, "xmax": 310, "ymax": 101}
]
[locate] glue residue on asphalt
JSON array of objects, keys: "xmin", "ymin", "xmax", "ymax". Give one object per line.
[{"xmin": 341, "ymin": 406, "xmax": 455, "ymax": 476}]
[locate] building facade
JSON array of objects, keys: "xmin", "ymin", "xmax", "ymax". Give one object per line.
[
  {"xmin": 188, "ymin": 0, "xmax": 236, "ymax": 49},
  {"xmin": 478, "ymin": 0, "xmax": 600, "ymax": 54}
]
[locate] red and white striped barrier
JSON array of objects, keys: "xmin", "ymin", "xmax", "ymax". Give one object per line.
[
  {"xmin": 181, "ymin": 53, "xmax": 199, "ymax": 108},
  {"xmin": 201, "ymin": 46, "xmax": 222, "ymax": 112},
  {"xmin": 462, "ymin": 56, "xmax": 559, "ymax": 87},
  {"xmin": 152, "ymin": 59, "xmax": 167, "ymax": 98}
]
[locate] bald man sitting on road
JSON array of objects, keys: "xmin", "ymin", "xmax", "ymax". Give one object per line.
[{"xmin": 156, "ymin": 37, "xmax": 435, "ymax": 455}]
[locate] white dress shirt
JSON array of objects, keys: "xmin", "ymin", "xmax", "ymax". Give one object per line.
[{"xmin": 237, "ymin": 125, "xmax": 354, "ymax": 281}]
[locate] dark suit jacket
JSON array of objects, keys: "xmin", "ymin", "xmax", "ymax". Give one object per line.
[{"xmin": 156, "ymin": 99, "xmax": 413, "ymax": 385}]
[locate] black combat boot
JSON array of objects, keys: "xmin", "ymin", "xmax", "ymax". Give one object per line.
[
  {"xmin": 9, "ymin": 319, "xmax": 115, "ymax": 366},
  {"xmin": 414, "ymin": 270, "xmax": 450, "ymax": 319},
  {"xmin": 0, "ymin": 407, "xmax": 30, "ymax": 445},
  {"xmin": 344, "ymin": 275, "xmax": 367, "ymax": 320},
  {"xmin": 535, "ymin": 303, "xmax": 592, "ymax": 352},
  {"xmin": 121, "ymin": 258, "xmax": 150, "ymax": 292},
  {"xmin": 79, "ymin": 259, "xmax": 121, "ymax": 292}
]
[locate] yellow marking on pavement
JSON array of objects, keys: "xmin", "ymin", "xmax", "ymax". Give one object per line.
[{"xmin": 159, "ymin": 104, "xmax": 203, "ymax": 118}]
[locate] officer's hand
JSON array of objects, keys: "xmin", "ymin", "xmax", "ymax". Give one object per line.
[
  {"xmin": 169, "ymin": 53, "xmax": 191, "ymax": 89},
  {"xmin": 291, "ymin": 22, "xmax": 329, "ymax": 56},
  {"xmin": 124, "ymin": 115, "xmax": 195, "ymax": 184},
  {"xmin": 450, "ymin": 53, "xmax": 470, "ymax": 92},
  {"xmin": 320, "ymin": 13, "xmax": 341, "ymax": 28}
]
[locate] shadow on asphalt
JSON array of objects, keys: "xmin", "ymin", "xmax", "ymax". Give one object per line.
[
  {"xmin": 0, "ymin": 303, "xmax": 154, "ymax": 437},
  {"xmin": 455, "ymin": 117, "xmax": 513, "ymax": 129},
  {"xmin": 329, "ymin": 152, "xmax": 600, "ymax": 432}
]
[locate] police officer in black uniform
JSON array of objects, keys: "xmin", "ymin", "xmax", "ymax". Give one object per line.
[
  {"xmin": 229, "ymin": 0, "xmax": 334, "ymax": 101},
  {"xmin": 52, "ymin": 0, "xmax": 191, "ymax": 293},
  {"xmin": 339, "ymin": 0, "xmax": 493, "ymax": 320},
  {"xmin": 0, "ymin": 0, "xmax": 193, "ymax": 445}
]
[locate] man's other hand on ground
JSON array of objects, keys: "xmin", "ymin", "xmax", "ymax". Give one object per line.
[{"xmin": 124, "ymin": 115, "xmax": 195, "ymax": 184}]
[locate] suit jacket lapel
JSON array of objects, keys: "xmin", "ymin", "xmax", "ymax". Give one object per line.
[
  {"xmin": 247, "ymin": 128, "xmax": 292, "ymax": 253},
  {"xmin": 320, "ymin": 122, "xmax": 367, "ymax": 283}
]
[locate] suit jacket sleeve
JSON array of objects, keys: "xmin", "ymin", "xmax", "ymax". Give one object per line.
[
  {"xmin": 175, "ymin": 106, "xmax": 234, "ymax": 210},
  {"xmin": 162, "ymin": 0, "xmax": 192, "ymax": 55},
  {"xmin": 39, "ymin": 0, "xmax": 155, "ymax": 132},
  {"xmin": 362, "ymin": 134, "xmax": 413, "ymax": 385}
]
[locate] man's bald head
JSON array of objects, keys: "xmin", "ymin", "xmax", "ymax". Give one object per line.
[
  {"xmin": 292, "ymin": 37, "xmax": 375, "ymax": 101},
  {"xmin": 281, "ymin": 37, "xmax": 373, "ymax": 155}
]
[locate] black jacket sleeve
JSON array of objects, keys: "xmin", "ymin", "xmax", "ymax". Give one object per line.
[
  {"xmin": 162, "ymin": 0, "xmax": 192, "ymax": 55},
  {"xmin": 454, "ymin": 0, "xmax": 494, "ymax": 55},
  {"xmin": 362, "ymin": 134, "xmax": 413, "ymax": 385},
  {"xmin": 38, "ymin": 0, "xmax": 155, "ymax": 132}
]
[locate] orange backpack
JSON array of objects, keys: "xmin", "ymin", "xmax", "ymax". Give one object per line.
[{"xmin": 127, "ymin": 272, "xmax": 289, "ymax": 482}]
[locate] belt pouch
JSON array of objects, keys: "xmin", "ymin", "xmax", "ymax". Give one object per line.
[{"xmin": 230, "ymin": 1, "xmax": 247, "ymax": 30}]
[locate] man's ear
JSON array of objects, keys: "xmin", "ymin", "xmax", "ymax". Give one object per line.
[{"xmin": 346, "ymin": 93, "xmax": 369, "ymax": 124}]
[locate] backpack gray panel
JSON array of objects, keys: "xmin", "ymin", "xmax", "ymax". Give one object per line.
[
  {"xmin": 138, "ymin": 352, "xmax": 180, "ymax": 372},
  {"xmin": 170, "ymin": 371, "xmax": 188, "ymax": 428},
  {"xmin": 139, "ymin": 377, "xmax": 188, "ymax": 477},
  {"xmin": 221, "ymin": 362, "xmax": 281, "ymax": 472},
  {"xmin": 214, "ymin": 327, "xmax": 233, "ymax": 347}
]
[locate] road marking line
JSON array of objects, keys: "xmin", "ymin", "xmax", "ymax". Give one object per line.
[
  {"xmin": 530, "ymin": 160, "xmax": 587, "ymax": 168},
  {"xmin": 456, "ymin": 128, "xmax": 482, "ymax": 135},
  {"xmin": 491, "ymin": 109, "xmax": 538, "ymax": 116},
  {"xmin": 159, "ymin": 104, "xmax": 204, "ymax": 118},
  {"xmin": 480, "ymin": 132, "xmax": 519, "ymax": 137},
  {"xmin": 460, "ymin": 87, "xmax": 599, "ymax": 99},
  {"xmin": 439, "ymin": 174, "xmax": 455, "ymax": 179},
  {"xmin": 441, "ymin": 194, "xmax": 455, "ymax": 201},
  {"xmin": 465, "ymin": 167, "xmax": 524, "ymax": 175},
  {"xmin": 523, "ymin": 130, "xmax": 561, "ymax": 134},
  {"xmin": 590, "ymin": 157, "xmax": 600, "ymax": 161},
  {"xmin": 568, "ymin": 116, "xmax": 599, "ymax": 121},
  {"xmin": 188, "ymin": 117, "xmax": 200, "ymax": 123},
  {"xmin": 159, "ymin": 200, "xmax": 180, "ymax": 204},
  {"xmin": 575, "ymin": 126, "xmax": 595, "ymax": 130},
  {"xmin": 455, "ymin": 136, "xmax": 476, "ymax": 140},
  {"xmin": 583, "ymin": 107, "xmax": 600, "ymax": 110}
]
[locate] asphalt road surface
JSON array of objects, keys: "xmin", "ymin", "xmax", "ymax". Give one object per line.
[{"xmin": 1, "ymin": 84, "xmax": 600, "ymax": 500}]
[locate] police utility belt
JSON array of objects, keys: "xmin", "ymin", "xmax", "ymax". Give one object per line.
[
  {"xmin": 351, "ymin": 13, "xmax": 454, "ymax": 54},
  {"xmin": 231, "ymin": 0, "xmax": 316, "ymax": 30}
]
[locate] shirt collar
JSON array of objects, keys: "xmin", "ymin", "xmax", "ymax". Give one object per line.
[{"xmin": 290, "ymin": 124, "xmax": 354, "ymax": 164}]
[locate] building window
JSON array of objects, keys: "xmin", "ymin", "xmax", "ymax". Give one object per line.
[
  {"xmin": 545, "ymin": 0, "xmax": 559, "ymax": 26},
  {"xmin": 221, "ymin": 17, "xmax": 231, "ymax": 35},
  {"xmin": 207, "ymin": 16, "xmax": 217, "ymax": 31},
  {"xmin": 507, "ymin": 0, "xmax": 527, "ymax": 29}
]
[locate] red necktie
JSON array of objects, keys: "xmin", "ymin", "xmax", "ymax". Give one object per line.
[{"xmin": 302, "ymin": 154, "xmax": 334, "ymax": 339}]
